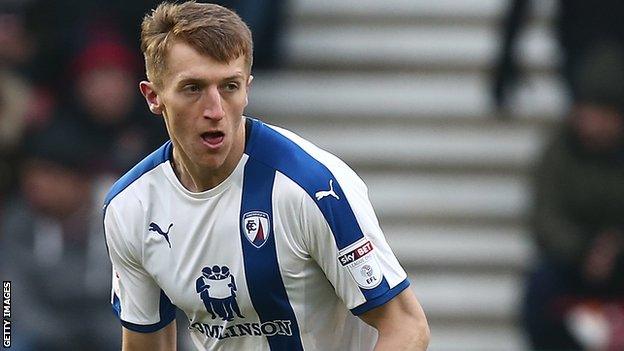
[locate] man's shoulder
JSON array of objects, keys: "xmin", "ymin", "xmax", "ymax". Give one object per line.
[
  {"xmin": 246, "ymin": 119, "xmax": 348, "ymax": 177},
  {"xmin": 246, "ymin": 119, "xmax": 363, "ymax": 199},
  {"xmin": 104, "ymin": 141, "xmax": 173, "ymax": 207}
]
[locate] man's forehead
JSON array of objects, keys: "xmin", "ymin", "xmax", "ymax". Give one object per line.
[{"xmin": 165, "ymin": 42, "xmax": 248, "ymax": 82}]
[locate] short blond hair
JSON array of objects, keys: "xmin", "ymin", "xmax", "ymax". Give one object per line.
[{"xmin": 140, "ymin": 1, "xmax": 253, "ymax": 87}]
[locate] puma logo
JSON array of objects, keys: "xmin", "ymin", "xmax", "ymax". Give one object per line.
[
  {"xmin": 149, "ymin": 222, "xmax": 173, "ymax": 248},
  {"xmin": 315, "ymin": 180, "xmax": 340, "ymax": 201}
]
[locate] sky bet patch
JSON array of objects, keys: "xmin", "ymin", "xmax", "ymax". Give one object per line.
[{"xmin": 338, "ymin": 239, "xmax": 383, "ymax": 289}]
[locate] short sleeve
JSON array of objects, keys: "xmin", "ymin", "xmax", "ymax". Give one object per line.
[
  {"xmin": 104, "ymin": 202, "xmax": 176, "ymax": 333},
  {"xmin": 301, "ymin": 167, "xmax": 410, "ymax": 316}
]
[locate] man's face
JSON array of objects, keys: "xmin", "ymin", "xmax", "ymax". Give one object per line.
[
  {"xmin": 143, "ymin": 41, "xmax": 252, "ymax": 173},
  {"xmin": 77, "ymin": 66, "xmax": 135, "ymax": 123},
  {"xmin": 21, "ymin": 160, "xmax": 89, "ymax": 218}
]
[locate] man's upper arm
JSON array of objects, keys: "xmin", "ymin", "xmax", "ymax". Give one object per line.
[
  {"xmin": 104, "ymin": 202, "xmax": 176, "ymax": 334},
  {"xmin": 299, "ymin": 164, "xmax": 410, "ymax": 315},
  {"xmin": 359, "ymin": 289, "xmax": 430, "ymax": 350},
  {"xmin": 122, "ymin": 320, "xmax": 177, "ymax": 351}
]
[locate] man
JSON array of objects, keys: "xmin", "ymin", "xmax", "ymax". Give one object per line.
[
  {"xmin": 103, "ymin": 2, "xmax": 430, "ymax": 350},
  {"xmin": 524, "ymin": 42, "xmax": 624, "ymax": 350},
  {"xmin": 2, "ymin": 119, "xmax": 119, "ymax": 350}
]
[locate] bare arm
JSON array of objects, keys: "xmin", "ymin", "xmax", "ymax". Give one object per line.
[
  {"xmin": 359, "ymin": 289, "xmax": 430, "ymax": 351},
  {"xmin": 122, "ymin": 320, "xmax": 177, "ymax": 351}
]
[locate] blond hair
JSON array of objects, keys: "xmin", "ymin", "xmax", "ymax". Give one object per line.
[{"xmin": 140, "ymin": 1, "xmax": 253, "ymax": 87}]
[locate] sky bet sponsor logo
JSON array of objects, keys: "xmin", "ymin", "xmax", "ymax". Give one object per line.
[
  {"xmin": 3, "ymin": 281, "xmax": 10, "ymax": 348},
  {"xmin": 338, "ymin": 240, "xmax": 374, "ymax": 266},
  {"xmin": 190, "ymin": 320, "xmax": 293, "ymax": 340}
]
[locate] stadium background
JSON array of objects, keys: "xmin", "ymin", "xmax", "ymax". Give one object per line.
[{"xmin": 0, "ymin": 0, "xmax": 614, "ymax": 350}]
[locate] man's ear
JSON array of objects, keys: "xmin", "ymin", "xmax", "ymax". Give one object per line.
[{"xmin": 139, "ymin": 81, "xmax": 163, "ymax": 115}]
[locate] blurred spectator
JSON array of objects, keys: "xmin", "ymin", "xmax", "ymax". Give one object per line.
[
  {"xmin": 523, "ymin": 42, "xmax": 624, "ymax": 350},
  {"xmin": 0, "ymin": 68, "xmax": 30, "ymax": 202},
  {"xmin": 214, "ymin": 0, "xmax": 287, "ymax": 70},
  {"xmin": 0, "ymin": 1, "xmax": 34, "ymax": 69},
  {"xmin": 57, "ymin": 32, "xmax": 167, "ymax": 176},
  {"xmin": 0, "ymin": 118, "xmax": 119, "ymax": 350},
  {"xmin": 0, "ymin": 2, "xmax": 36, "ymax": 203},
  {"xmin": 23, "ymin": 0, "xmax": 154, "ymax": 96},
  {"xmin": 492, "ymin": 0, "xmax": 624, "ymax": 114}
]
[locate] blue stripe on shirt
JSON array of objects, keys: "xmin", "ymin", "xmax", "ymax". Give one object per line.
[{"xmin": 240, "ymin": 157, "xmax": 304, "ymax": 350}]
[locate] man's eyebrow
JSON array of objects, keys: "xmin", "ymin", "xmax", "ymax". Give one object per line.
[
  {"xmin": 176, "ymin": 73, "xmax": 245, "ymax": 85},
  {"xmin": 222, "ymin": 73, "xmax": 245, "ymax": 81},
  {"xmin": 176, "ymin": 76, "xmax": 203, "ymax": 86}
]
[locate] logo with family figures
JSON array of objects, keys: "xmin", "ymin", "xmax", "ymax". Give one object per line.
[
  {"xmin": 242, "ymin": 211, "xmax": 270, "ymax": 248},
  {"xmin": 196, "ymin": 265, "xmax": 245, "ymax": 321}
]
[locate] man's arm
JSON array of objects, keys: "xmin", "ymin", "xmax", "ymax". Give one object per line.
[
  {"xmin": 359, "ymin": 289, "xmax": 430, "ymax": 351},
  {"xmin": 122, "ymin": 320, "xmax": 177, "ymax": 351}
]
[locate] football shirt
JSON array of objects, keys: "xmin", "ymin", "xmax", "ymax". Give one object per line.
[{"xmin": 104, "ymin": 118, "xmax": 410, "ymax": 350}]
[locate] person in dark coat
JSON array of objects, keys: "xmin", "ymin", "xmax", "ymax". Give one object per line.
[{"xmin": 523, "ymin": 42, "xmax": 624, "ymax": 350}]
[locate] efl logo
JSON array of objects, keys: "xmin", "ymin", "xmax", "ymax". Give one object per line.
[
  {"xmin": 3, "ymin": 281, "xmax": 10, "ymax": 348},
  {"xmin": 337, "ymin": 240, "xmax": 383, "ymax": 289}
]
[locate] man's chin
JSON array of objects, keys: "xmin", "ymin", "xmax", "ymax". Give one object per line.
[{"xmin": 197, "ymin": 157, "xmax": 226, "ymax": 171}]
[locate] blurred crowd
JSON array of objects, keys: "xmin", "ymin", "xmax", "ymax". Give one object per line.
[{"xmin": 0, "ymin": 0, "xmax": 285, "ymax": 349}]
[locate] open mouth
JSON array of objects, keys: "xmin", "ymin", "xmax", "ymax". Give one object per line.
[{"xmin": 201, "ymin": 131, "xmax": 225, "ymax": 147}]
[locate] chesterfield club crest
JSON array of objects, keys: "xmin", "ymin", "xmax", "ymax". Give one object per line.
[{"xmin": 242, "ymin": 211, "xmax": 271, "ymax": 248}]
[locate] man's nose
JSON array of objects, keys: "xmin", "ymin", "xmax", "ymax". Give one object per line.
[{"xmin": 203, "ymin": 86, "xmax": 225, "ymax": 120}]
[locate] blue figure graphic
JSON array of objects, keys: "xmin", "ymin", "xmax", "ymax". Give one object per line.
[
  {"xmin": 196, "ymin": 265, "xmax": 244, "ymax": 321},
  {"xmin": 196, "ymin": 267, "xmax": 217, "ymax": 319}
]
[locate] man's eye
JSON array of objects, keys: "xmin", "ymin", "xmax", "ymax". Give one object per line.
[
  {"xmin": 184, "ymin": 84, "xmax": 201, "ymax": 93},
  {"xmin": 223, "ymin": 83, "xmax": 239, "ymax": 92}
]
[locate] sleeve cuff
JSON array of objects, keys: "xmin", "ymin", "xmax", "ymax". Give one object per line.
[
  {"xmin": 120, "ymin": 316, "xmax": 176, "ymax": 333},
  {"xmin": 350, "ymin": 278, "xmax": 411, "ymax": 316},
  {"xmin": 111, "ymin": 290, "xmax": 177, "ymax": 333}
]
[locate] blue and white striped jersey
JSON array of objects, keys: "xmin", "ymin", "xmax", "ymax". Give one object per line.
[{"xmin": 103, "ymin": 118, "xmax": 410, "ymax": 350}]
